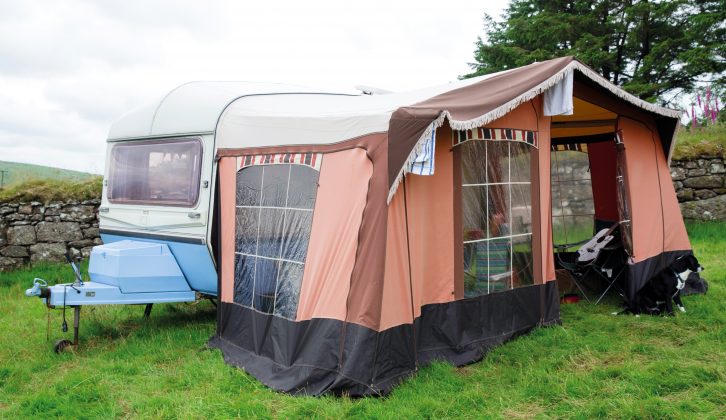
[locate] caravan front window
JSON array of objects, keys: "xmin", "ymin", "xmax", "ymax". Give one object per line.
[{"xmin": 108, "ymin": 138, "xmax": 203, "ymax": 207}]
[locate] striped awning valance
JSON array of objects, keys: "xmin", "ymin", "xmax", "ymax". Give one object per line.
[
  {"xmin": 551, "ymin": 143, "xmax": 588, "ymax": 153},
  {"xmin": 237, "ymin": 152, "xmax": 322, "ymax": 171},
  {"xmin": 453, "ymin": 128, "xmax": 538, "ymax": 148}
]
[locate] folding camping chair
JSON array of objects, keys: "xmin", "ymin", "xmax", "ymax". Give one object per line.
[
  {"xmin": 464, "ymin": 237, "xmax": 512, "ymax": 297},
  {"xmin": 555, "ymin": 223, "xmax": 627, "ymax": 304}
]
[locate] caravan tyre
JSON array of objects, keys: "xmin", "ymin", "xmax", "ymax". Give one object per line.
[{"xmin": 53, "ymin": 339, "xmax": 73, "ymax": 354}]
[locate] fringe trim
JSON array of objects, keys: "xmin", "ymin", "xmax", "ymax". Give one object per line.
[
  {"xmin": 386, "ymin": 61, "xmax": 680, "ymax": 204},
  {"xmin": 386, "ymin": 118, "xmax": 444, "ymax": 203},
  {"xmin": 567, "ymin": 61, "xmax": 681, "ymax": 119}
]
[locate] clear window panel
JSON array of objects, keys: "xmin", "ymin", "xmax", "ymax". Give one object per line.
[
  {"xmin": 234, "ymin": 162, "xmax": 319, "ymax": 319},
  {"xmin": 234, "ymin": 254, "xmax": 255, "ymax": 307},
  {"xmin": 512, "ymin": 235, "xmax": 534, "ymax": 287},
  {"xmin": 551, "ymin": 149, "xmax": 595, "ymax": 253},
  {"xmin": 552, "ymin": 216, "xmax": 569, "ymax": 247},
  {"xmin": 568, "ymin": 215, "xmax": 595, "ymax": 244},
  {"xmin": 461, "ymin": 141, "xmax": 487, "ymax": 185},
  {"xmin": 557, "ymin": 182, "xmax": 575, "ymax": 215},
  {"xmin": 261, "ymin": 165, "xmax": 290, "ymax": 207},
  {"xmin": 463, "ymin": 186, "xmax": 488, "ymax": 241},
  {"xmin": 235, "ymin": 208, "xmax": 259, "ymax": 255},
  {"xmin": 253, "ymin": 258, "xmax": 278, "ymax": 313},
  {"xmin": 464, "ymin": 241, "xmax": 488, "ymax": 298},
  {"xmin": 487, "ymin": 141, "xmax": 509, "ymax": 184},
  {"xmin": 510, "ymin": 142, "xmax": 531, "ymax": 182},
  {"xmin": 574, "ymin": 153, "xmax": 591, "ymax": 180},
  {"xmin": 511, "ymin": 184, "xmax": 532, "ymax": 235},
  {"xmin": 550, "ymin": 152, "xmax": 560, "ymax": 180},
  {"xmin": 460, "ymin": 136, "xmax": 534, "ymax": 297},
  {"xmin": 551, "ymin": 181, "xmax": 564, "ymax": 217},
  {"xmin": 281, "ymin": 210, "xmax": 314, "ymax": 263},
  {"xmin": 569, "ymin": 180, "xmax": 595, "ymax": 215},
  {"xmin": 551, "ymin": 150, "xmax": 589, "ymax": 182},
  {"xmin": 274, "ymin": 262, "xmax": 304, "ymax": 319},
  {"xmin": 487, "ymin": 237, "xmax": 512, "ymax": 292},
  {"xmin": 257, "ymin": 209, "xmax": 285, "ymax": 258},
  {"xmin": 236, "ymin": 165, "xmax": 263, "ymax": 206},
  {"xmin": 463, "ymin": 242, "xmax": 477, "ymax": 287},
  {"xmin": 287, "ymin": 165, "xmax": 319, "ymax": 209},
  {"xmin": 583, "ymin": 198, "xmax": 596, "ymax": 217},
  {"xmin": 487, "ymin": 184, "xmax": 510, "ymax": 238}
]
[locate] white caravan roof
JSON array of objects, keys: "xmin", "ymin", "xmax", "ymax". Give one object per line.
[
  {"xmin": 107, "ymin": 81, "xmax": 337, "ymax": 141},
  {"xmin": 106, "ymin": 76, "xmax": 496, "ymax": 145}
]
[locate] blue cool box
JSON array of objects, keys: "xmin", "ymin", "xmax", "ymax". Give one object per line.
[{"xmin": 88, "ymin": 240, "xmax": 191, "ymax": 293}]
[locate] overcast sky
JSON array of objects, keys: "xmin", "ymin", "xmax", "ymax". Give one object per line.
[{"xmin": 0, "ymin": 0, "xmax": 509, "ymax": 174}]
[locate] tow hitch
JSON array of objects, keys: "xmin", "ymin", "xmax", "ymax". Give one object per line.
[
  {"xmin": 25, "ymin": 241, "xmax": 196, "ymax": 353},
  {"xmin": 25, "ymin": 278, "xmax": 49, "ymax": 298},
  {"xmin": 25, "ymin": 253, "xmax": 85, "ymax": 353}
]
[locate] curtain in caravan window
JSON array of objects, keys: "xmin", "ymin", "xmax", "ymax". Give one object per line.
[{"xmin": 233, "ymin": 161, "xmax": 320, "ymax": 320}]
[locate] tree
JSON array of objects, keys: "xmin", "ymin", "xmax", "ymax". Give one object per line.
[{"xmin": 464, "ymin": 0, "xmax": 725, "ymax": 105}]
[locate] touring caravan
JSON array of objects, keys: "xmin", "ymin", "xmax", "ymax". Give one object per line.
[{"xmin": 27, "ymin": 57, "xmax": 695, "ymax": 395}]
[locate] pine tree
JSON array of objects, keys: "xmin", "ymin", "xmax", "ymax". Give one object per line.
[{"xmin": 464, "ymin": 0, "xmax": 725, "ymax": 105}]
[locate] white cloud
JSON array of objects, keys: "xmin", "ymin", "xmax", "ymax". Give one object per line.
[{"xmin": 0, "ymin": 0, "xmax": 508, "ymax": 174}]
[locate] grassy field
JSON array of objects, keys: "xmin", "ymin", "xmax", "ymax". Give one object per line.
[
  {"xmin": 0, "ymin": 222, "xmax": 724, "ymax": 418},
  {"xmin": 0, "ymin": 161, "xmax": 97, "ymax": 188}
]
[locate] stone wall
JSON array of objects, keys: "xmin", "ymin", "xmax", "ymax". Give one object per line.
[
  {"xmin": 0, "ymin": 155, "xmax": 722, "ymax": 269},
  {"xmin": 0, "ymin": 199, "xmax": 100, "ymax": 271},
  {"xmin": 670, "ymin": 155, "xmax": 726, "ymax": 221}
]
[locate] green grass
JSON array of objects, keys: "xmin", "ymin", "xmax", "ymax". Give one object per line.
[
  {"xmin": 672, "ymin": 123, "xmax": 726, "ymax": 159},
  {"xmin": 0, "ymin": 222, "xmax": 724, "ymax": 418},
  {"xmin": 0, "ymin": 161, "xmax": 97, "ymax": 189}
]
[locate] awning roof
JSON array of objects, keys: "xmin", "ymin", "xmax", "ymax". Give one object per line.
[{"xmin": 107, "ymin": 57, "xmax": 681, "ymax": 202}]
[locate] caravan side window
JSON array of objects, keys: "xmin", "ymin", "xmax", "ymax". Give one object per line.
[
  {"xmin": 461, "ymin": 135, "xmax": 535, "ymax": 297},
  {"xmin": 233, "ymin": 161, "xmax": 319, "ymax": 320},
  {"xmin": 108, "ymin": 138, "xmax": 203, "ymax": 207}
]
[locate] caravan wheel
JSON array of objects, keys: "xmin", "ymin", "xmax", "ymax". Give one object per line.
[{"xmin": 53, "ymin": 339, "xmax": 73, "ymax": 354}]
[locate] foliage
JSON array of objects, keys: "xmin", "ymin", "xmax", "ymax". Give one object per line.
[
  {"xmin": 464, "ymin": 0, "xmax": 726, "ymax": 105},
  {"xmin": 0, "ymin": 161, "xmax": 96, "ymax": 189},
  {"xmin": 0, "ymin": 177, "xmax": 102, "ymax": 203},
  {"xmin": 685, "ymin": 85, "xmax": 726, "ymax": 128},
  {"xmin": 0, "ymin": 222, "xmax": 724, "ymax": 417}
]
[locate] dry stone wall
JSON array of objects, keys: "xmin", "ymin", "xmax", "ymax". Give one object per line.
[
  {"xmin": 0, "ymin": 199, "xmax": 100, "ymax": 271},
  {"xmin": 670, "ymin": 155, "xmax": 726, "ymax": 221},
  {"xmin": 0, "ymin": 155, "xmax": 723, "ymax": 269}
]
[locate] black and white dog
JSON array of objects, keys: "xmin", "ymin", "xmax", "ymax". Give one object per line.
[{"xmin": 632, "ymin": 254, "xmax": 704, "ymax": 316}]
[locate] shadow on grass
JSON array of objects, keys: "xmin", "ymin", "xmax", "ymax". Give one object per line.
[{"xmin": 40, "ymin": 300, "xmax": 216, "ymax": 353}]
